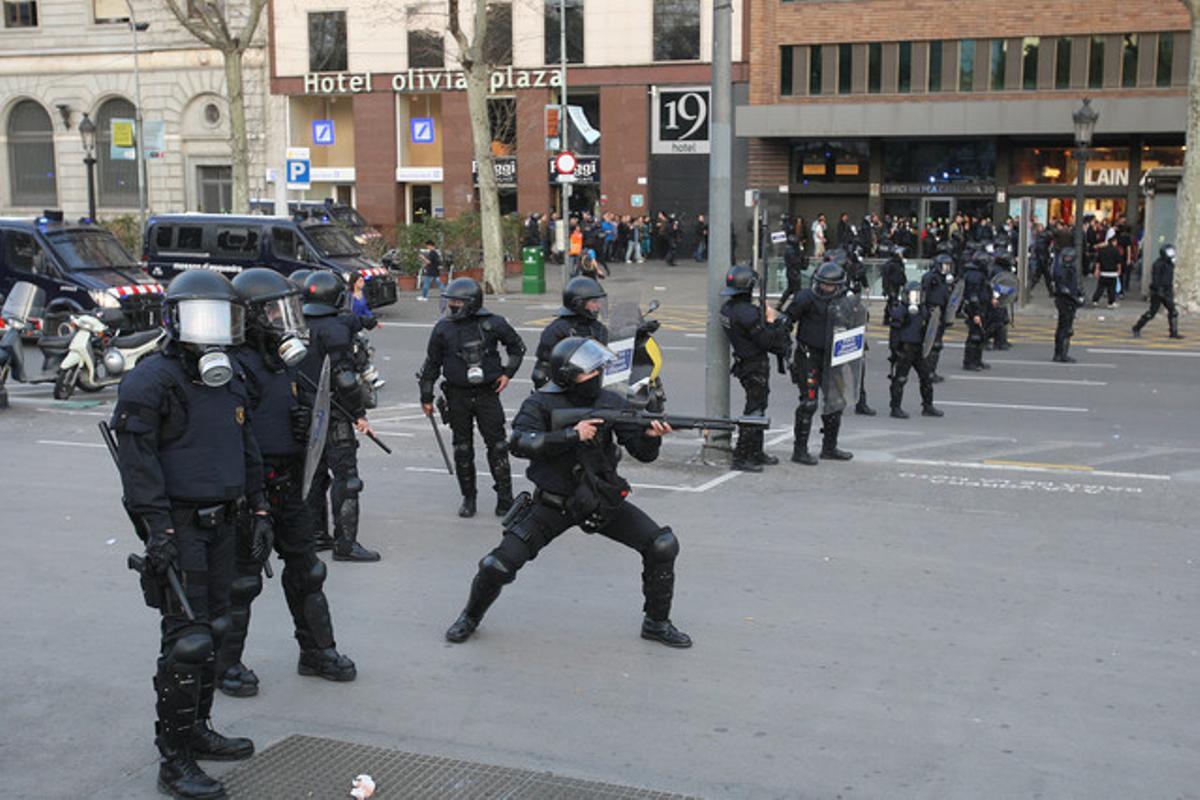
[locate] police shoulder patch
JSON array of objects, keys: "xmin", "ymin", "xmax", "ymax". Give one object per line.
[{"xmin": 235, "ymin": 406, "xmax": 246, "ymax": 425}]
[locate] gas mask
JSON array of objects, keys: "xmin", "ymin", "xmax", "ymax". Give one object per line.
[
  {"xmin": 1165, "ymin": 246, "xmax": 1177, "ymax": 264},
  {"xmin": 460, "ymin": 340, "xmax": 486, "ymax": 385},
  {"xmin": 907, "ymin": 289, "xmax": 922, "ymax": 315},
  {"xmin": 277, "ymin": 334, "xmax": 308, "ymax": 367},
  {"xmin": 196, "ymin": 346, "xmax": 234, "ymax": 387}
]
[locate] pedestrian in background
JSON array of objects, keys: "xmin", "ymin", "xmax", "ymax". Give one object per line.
[
  {"xmin": 418, "ymin": 239, "xmax": 445, "ymax": 302},
  {"xmin": 811, "ymin": 213, "xmax": 827, "ymax": 258}
]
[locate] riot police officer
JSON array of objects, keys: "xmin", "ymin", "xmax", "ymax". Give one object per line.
[
  {"xmin": 888, "ymin": 281, "xmax": 944, "ymax": 419},
  {"xmin": 778, "ymin": 232, "xmax": 805, "ymax": 309},
  {"xmin": 824, "ymin": 248, "xmax": 876, "ymax": 416},
  {"xmin": 443, "ymin": 337, "xmax": 690, "ymax": 649},
  {"xmin": 531, "ymin": 276, "xmax": 609, "ymax": 388},
  {"xmin": 720, "ymin": 265, "xmax": 791, "ymax": 472},
  {"xmin": 1030, "ymin": 225, "xmax": 1054, "ymax": 296},
  {"xmin": 986, "ymin": 254, "xmax": 1014, "ymax": 351},
  {"xmin": 1133, "ymin": 245, "xmax": 1184, "ymax": 339},
  {"xmin": 880, "ymin": 242, "xmax": 908, "ymax": 306},
  {"xmin": 300, "ymin": 271, "xmax": 381, "ymax": 562},
  {"xmin": 921, "ymin": 254, "xmax": 954, "ymax": 383},
  {"xmin": 961, "ymin": 250, "xmax": 992, "ymax": 371},
  {"xmin": 109, "ymin": 270, "xmax": 259, "ymax": 799},
  {"xmin": 418, "ymin": 278, "xmax": 526, "ymax": 518},
  {"xmin": 1052, "ymin": 247, "xmax": 1084, "ymax": 363},
  {"xmin": 781, "ymin": 261, "xmax": 856, "ymax": 466},
  {"xmin": 219, "ymin": 269, "xmax": 356, "ymax": 698}
]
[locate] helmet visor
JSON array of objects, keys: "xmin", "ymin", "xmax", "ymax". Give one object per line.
[
  {"xmin": 176, "ymin": 299, "xmax": 245, "ymax": 346},
  {"xmin": 567, "ymin": 338, "xmax": 618, "ymax": 375},
  {"xmin": 907, "ymin": 288, "xmax": 922, "ymax": 307},
  {"xmin": 261, "ymin": 294, "xmax": 308, "ymax": 338},
  {"xmin": 1165, "ymin": 246, "xmax": 1177, "ymax": 260}
]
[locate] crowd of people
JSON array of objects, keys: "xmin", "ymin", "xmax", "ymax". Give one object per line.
[{"xmin": 524, "ymin": 209, "xmax": 710, "ymax": 272}]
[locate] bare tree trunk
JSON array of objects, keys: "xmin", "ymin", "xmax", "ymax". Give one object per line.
[
  {"xmin": 223, "ymin": 49, "xmax": 251, "ymax": 215},
  {"xmin": 1177, "ymin": 3, "xmax": 1200, "ymax": 311}
]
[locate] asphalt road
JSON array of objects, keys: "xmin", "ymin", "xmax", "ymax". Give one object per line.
[{"xmin": 1, "ymin": 263, "xmax": 1198, "ymax": 799}]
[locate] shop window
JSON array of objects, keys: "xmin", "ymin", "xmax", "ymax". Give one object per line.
[
  {"xmin": 653, "ymin": 0, "xmax": 700, "ymax": 62},
  {"xmin": 1055, "ymin": 37, "xmax": 1071, "ymax": 89},
  {"xmin": 1022, "ymin": 37, "xmax": 1039, "ymax": 90},
  {"xmin": 6, "ymin": 99, "xmax": 57, "ymax": 207},
  {"xmin": 484, "ymin": 2, "xmax": 512, "ymax": 66},
  {"xmin": 308, "ymin": 11, "xmax": 347, "ymax": 73},
  {"xmin": 780, "ymin": 46, "xmax": 794, "ymax": 96},
  {"xmin": 1156, "ymin": 34, "xmax": 1173, "ymax": 87},
  {"xmin": 96, "ymin": 97, "xmax": 139, "ymax": 208},
  {"xmin": 810, "ymin": 45, "xmax": 823, "ymax": 95},
  {"xmin": 868, "ymin": 43, "xmax": 882, "ymax": 94},
  {"xmin": 1121, "ymin": 34, "xmax": 1139, "ymax": 88},
  {"xmin": 198, "ymin": 166, "xmax": 232, "ymax": 213},
  {"xmin": 898, "ymin": 42, "xmax": 912, "ymax": 93},
  {"xmin": 928, "ymin": 41, "xmax": 943, "ymax": 92},
  {"xmin": 990, "ymin": 40, "xmax": 1006, "ymax": 90},
  {"xmin": 882, "ymin": 140, "xmax": 996, "ymax": 184},
  {"xmin": 837, "ymin": 44, "xmax": 852, "ymax": 94},
  {"xmin": 793, "ymin": 140, "xmax": 869, "ymax": 185},
  {"xmin": 3, "ymin": 0, "xmax": 36, "ymax": 27},
  {"xmin": 544, "ymin": 0, "xmax": 583, "ymax": 65},
  {"xmin": 1011, "ymin": 147, "xmax": 1134, "ymax": 186},
  {"xmin": 488, "ymin": 97, "xmax": 516, "ymax": 157},
  {"xmin": 408, "ymin": 29, "xmax": 444, "ymax": 69},
  {"xmin": 1088, "ymin": 36, "xmax": 1104, "ymax": 89},
  {"xmin": 93, "ymin": 0, "xmax": 128, "ymax": 23},
  {"xmin": 959, "ymin": 40, "xmax": 975, "ymax": 91}
]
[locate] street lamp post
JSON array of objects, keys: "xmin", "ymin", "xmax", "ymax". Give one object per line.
[
  {"xmin": 79, "ymin": 112, "xmax": 98, "ymax": 221},
  {"xmin": 126, "ymin": 1, "xmax": 150, "ymax": 232},
  {"xmin": 1071, "ymin": 98, "xmax": 1099, "ymax": 264}
]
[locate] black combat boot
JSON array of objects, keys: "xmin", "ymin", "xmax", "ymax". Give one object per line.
[
  {"xmin": 790, "ymin": 410, "xmax": 817, "ymax": 465},
  {"xmin": 731, "ymin": 431, "xmax": 763, "ymax": 472},
  {"xmin": 332, "ymin": 493, "xmax": 380, "ymax": 561},
  {"xmin": 157, "ymin": 739, "xmax": 226, "ymax": 800},
  {"xmin": 854, "ymin": 387, "xmax": 876, "ymax": 416},
  {"xmin": 889, "ymin": 381, "xmax": 907, "ymax": 418},
  {"xmin": 919, "ymin": 383, "xmax": 942, "ymax": 417},
  {"xmin": 458, "ymin": 495, "xmax": 477, "ymax": 517},
  {"xmin": 155, "ymin": 653, "xmax": 227, "ymax": 799},
  {"xmin": 189, "ymin": 719, "xmax": 254, "ymax": 762},
  {"xmin": 445, "ymin": 612, "xmax": 480, "ymax": 643},
  {"xmin": 455, "ymin": 449, "xmax": 477, "ymax": 517},
  {"xmin": 819, "ymin": 414, "xmax": 853, "ymax": 461},
  {"xmin": 488, "ymin": 445, "xmax": 514, "ymax": 516},
  {"xmin": 753, "ymin": 449, "xmax": 780, "ymax": 466},
  {"xmin": 446, "ymin": 558, "xmax": 510, "ymax": 643},
  {"xmin": 641, "ymin": 618, "xmax": 693, "ymax": 648},
  {"xmin": 1131, "ymin": 322, "xmax": 1143, "ymax": 338},
  {"xmin": 1169, "ymin": 314, "xmax": 1184, "ymax": 339},
  {"xmin": 297, "ymin": 647, "xmax": 357, "ymax": 681},
  {"xmin": 216, "ymin": 662, "xmax": 258, "ymax": 698}
]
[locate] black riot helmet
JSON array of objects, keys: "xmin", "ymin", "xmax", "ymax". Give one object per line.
[
  {"xmin": 933, "ymin": 254, "xmax": 955, "ymax": 276},
  {"xmin": 812, "ymin": 261, "xmax": 847, "ymax": 297},
  {"xmin": 544, "ymin": 336, "xmax": 616, "ymax": 393},
  {"xmin": 560, "ymin": 276, "xmax": 607, "ymax": 318},
  {"xmin": 163, "ymin": 269, "xmax": 245, "ymax": 347},
  {"xmin": 289, "ymin": 268, "xmax": 314, "ymax": 289},
  {"xmin": 721, "ymin": 265, "xmax": 757, "ymax": 297},
  {"xmin": 970, "ymin": 250, "xmax": 992, "ymax": 271},
  {"xmin": 232, "ymin": 268, "xmax": 309, "ymax": 366},
  {"xmin": 1059, "ymin": 247, "xmax": 1078, "ymax": 265},
  {"xmin": 302, "ymin": 271, "xmax": 346, "ymax": 316},
  {"xmin": 443, "ymin": 277, "xmax": 483, "ymax": 320}
]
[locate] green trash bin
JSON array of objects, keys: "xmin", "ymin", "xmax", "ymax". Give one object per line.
[{"xmin": 521, "ymin": 246, "xmax": 545, "ymax": 294}]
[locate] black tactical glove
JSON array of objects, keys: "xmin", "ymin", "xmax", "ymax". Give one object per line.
[
  {"xmin": 145, "ymin": 528, "xmax": 179, "ymax": 576},
  {"xmin": 250, "ymin": 513, "xmax": 274, "ymax": 564},
  {"xmin": 290, "ymin": 405, "xmax": 312, "ymax": 442}
]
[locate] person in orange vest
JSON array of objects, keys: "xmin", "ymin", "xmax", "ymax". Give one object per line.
[{"xmin": 568, "ymin": 222, "xmax": 584, "ymax": 275}]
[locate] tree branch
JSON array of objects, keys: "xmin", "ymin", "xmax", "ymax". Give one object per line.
[
  {"xmin": 237, "ymin": 0, "xmax": 268, "ymax": 53},
  {"xmin": 161, "ymin": 0, "xmax": 224, "ymax": 49}
]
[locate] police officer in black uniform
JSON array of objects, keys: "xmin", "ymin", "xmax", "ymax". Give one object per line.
[
  {"xmin": 888, "ymin": 280, "xmax": 944, "ymax": 419},
  {"xmin": 110, "ymin": 270, "xmax": 260, "ymax": 799},
  {"xmin": 778, "ymin": 231, "xmax": 805, "ymax": 309},
  {"xmin": 217, "ymin": 269, "xmax": 356, "ymax": 699},
  {"xmin": 1133, "ymin": 245, "xmax": 1184, "ymax": 339},
  {"xmin": 531, "ymin": 276, "xmax": 608, "ymax": 388},
  {"xmin": 720, "ymin": 265, "xmax": 791, "ymax": 472},
  {"xmin": 961, "ymin": 250, "xmax": 992, "ymax": 371},
  {"xmin": 1052, "ymin": 247, "xmax": 1083, "ymax": 363},
  {"xmin": 1030, "ymin": 225, "xmax": 1054, "ymax": 296},
  {"xmin": 880, "ymin": 242, "xmax": 908, "ymax": 306},
  {"xmin": 443, "ymin": 337, "xmax": 691, "ymax": 648},
  {"xmin": 418, "ymin": 277, "xmax": 526, "ymax": 518},
  {"xmin": 986, "ymin": 253, "xmax": 1014, "ymax": 351},
  {"xmin": 920, "ymin": 254, "xmax": 954, "ymax": 383},
  {"xmin": 781, "ymin": 261, "xmax": 855, "ymax": 466},
  {"xmin": 300, "ymin": 271, "xmax": 381, "ymax": 562}
]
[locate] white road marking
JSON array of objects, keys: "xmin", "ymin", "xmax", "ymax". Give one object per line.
[
  {"xmin": 684, "ymin": 333, "xmax": 707, "ymax": 339},
  {"xmin": 1087, "ymin": 348, "xmax": 1200, "ymax": 357},
  {"xmin": 657, "ymin": 346, "xmax": 698, "ymax": 351},
  {"xmin": 980, "ymin": 358, "xmax": 1116, "ymax": 369},
  {"xmin": 36, "ymin": 439, "xmax": 106, "ymax": 449},
  {"xmin": 935, "ymin": 400, "xmax": 1089, "ymax": 413},
  {"xmin": 898, "ymin": 471, "xmax": 1144, "ymax": 495},
  {"xmin": 895, "ymin": 458, "xmax": 1170, "ymax": 481},
  {"xmin": 947, "ymin": 375, "xmax": 1107, "ymax": 387}
]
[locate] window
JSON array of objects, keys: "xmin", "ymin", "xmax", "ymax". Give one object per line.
[
  {"xmin": 780, "ymin": 46, "xmax": 794, "ymax": 96},
  {"xmin": 837, "ymin": 43, "xmax": 852, "ymax": 94},
  {"xmin": 3, "ymin": 0, "xmax": 37, "ymax": 27},
  {"xmin": 653, "ymin": 0, "xmax": 700, "ymax": 62},
  {"xmin": 1088, "ymin": 36, "xmax": 1104, "ymax": 89},
  {"xmin": 177, "ymin": 226, "xmax": 204, "ymax": 250},
  {"xmin": 308, "ymin": 11, "xmax": 347, "ymax": 72},
  {"xmin": 990, "ymin": 40, "xmax": 1006, "ymax": 90},
  {"xmin": 868, "ymin": 43, "xmax": 882, "ymax": 93},
  {"xmin": 793, "ymin": 140, "xmax": 870, "ymax": 184},
  {"xmin": 4, "ymin": 231, "xmax": 46, "ymax": 274},
  {"xmin": 408, "ymin": 29, "xmax": 444, "ymax": 69},
  {"xmin": 810, "ymin": 45, "xmax": 823, "ymax": 95},
  {"xmin": 1022, "ymin": 37, "xmax": 1039, "ymax": 90},
  {"xmin": 1156, "ymin": 34, "xmax": 1173, "ymax": 87},
  {"xmin": 93, "ymin": 0, "xmax": 128, "ymax": 22},
  {"xmin": 544, "ymin": 0, "xmax": 583, "ymax": 65},
  {"xmin": 154, "ymin": 226, "xmax": 172, "ymax": 249},
  {"xmin": 488, "ymin": 97, "xmax": 517, "ymax": 156},
  {"xmin": 883, "ymin": 140, "xmax": 996, "ymax": 184},
  {"xmin": 898, "ymin": 42, "xmax": 912, "ymax": 93},
  {"xmin": 198, "ymin": 167, "xmax": 233, "ymax": 214},
  {"xmin": 7, "ymin": 100, "xmax": 57, "ymax": 206},
  {"xmin": 928, "ymin": 41, "xmax": 943, "ymax": 92},
  {"xmin": 271, "ymin": 227, "xmax": 301, "ymax": 260},
  {"xmin": 1055, "ymin": 37, "xmax": 1071, "ymax": 89},
  {"xmin": 483, "ymin": 2, "xmax": 512, "ymax": 66},
  {"xmin": 213, "ymin": 225, "xmax": 258, "ymax": 257},
  {"xmin": 1121, "ymin": 34, "xmax": 1138, "ymax": 88},
  {"xmin": 959, "ymin": 39, "xmax": 975, "ymax": 91},
  {"xmin": 96, "ymin": 98, "xmax": 139, "ymax": 209}
]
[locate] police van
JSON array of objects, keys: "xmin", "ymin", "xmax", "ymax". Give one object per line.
[
  {"xmin": 0, "ymin": 211, "xmax": 163, "ymax": 335},
  {"xmin": 143, "ymin": 214, "xmax": 397, "ymax": 309},
  {"xmin": 250, "ymin": 198, "xmax": 383, "ymax": 246}
]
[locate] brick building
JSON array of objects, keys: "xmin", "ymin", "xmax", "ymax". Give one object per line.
[
  {"xmin": 738, "ymin": 0, "xmax": 1191, "ymax": 244},
  {"xmin": 267, "ymin": 0, "xmax": 748, "ymax": 231}
]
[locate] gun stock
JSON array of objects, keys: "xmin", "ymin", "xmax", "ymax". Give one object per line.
[{"xmin": 549, "ymin": 407, "xmax": 769, "ymax": 433}]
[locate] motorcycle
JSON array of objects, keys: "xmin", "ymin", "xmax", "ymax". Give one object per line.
[
  {"xmin": 604, "ymin": 298, "xmax": 665, "ymax": 412},
  {"xmin": 53, "ymin": 311, "xmax": 165, "ymax": 400},
  {"xmin": 0, "ymin": 282, "xmax": 72, "ymax": 407}
]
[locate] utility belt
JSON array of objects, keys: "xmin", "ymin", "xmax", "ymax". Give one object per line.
[
  {"xmin": 533, "ymin": 488, "xmax": 569, "ymax": 512},
  {"xmin": 169, "ymin": 498, "xmax": 241, "ymax": 529},
  {"xmin": 444, "ymin": 379, "xmax": 497, "ymax": 394}
]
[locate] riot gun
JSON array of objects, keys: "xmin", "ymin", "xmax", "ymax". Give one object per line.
[{"xmin": 549, "ymin": 407, "xmax": 769, "ymax": 433}]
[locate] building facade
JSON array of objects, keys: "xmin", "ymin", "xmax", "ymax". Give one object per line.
[
  {"xmin": 0, "ymin": 0, "xmax": 274, "ymax": 219},
  {"xmin": 267, "ymin": 0, "xmax": 748, "ymax": 229},
  {"xmin": 738, "ymin": 0, "xmax": 1190, "ymax": 244}
]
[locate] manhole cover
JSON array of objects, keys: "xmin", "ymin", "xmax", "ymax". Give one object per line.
[{"xmin": 221, "ymin": 734, "xmax": 699, "ymax": 799}]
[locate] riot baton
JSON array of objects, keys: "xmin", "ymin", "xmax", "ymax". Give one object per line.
[
  {"xmin": 426, "ymin": 411, "xmax": 454, "ymax": 475},
  {"xmin": 296, "ymin": 371, "xmax": 393, "ymax": 454}
]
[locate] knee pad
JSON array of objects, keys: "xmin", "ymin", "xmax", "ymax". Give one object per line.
[
  {"xmin": 645, "ymin": 528, "xmax": 679, "ymax": 564},
  {"xmin": 487, "ymin": 440, "xmax": 508, "ymax": 459},
  {"xmin": 479, "ymin": 553, "xmax": 515, "ymax": 586},
  {"xmin": 453, "ymin": 443, "xmax": 474, "ymax": 462},
  {"xmin": 209, "ymin": 614, "xmax": 233, "ymax": 647},
  {"xmin": 798, "ymin": 395, "xmax": 818, "ymax": 415},
  {"xmin": 343, "ymin": 476, "xmax": 363, "ymax": 495},
  {"xmin": 229, "ymin": 574, "xmax": 263, "ymax": 605},
  {"xmin": 169, "ymin": 629, "xmax": 214, "ymax": 666},
  {"xmin": 893, "ymin": 374, "xmax": 908, "ymax": 388},
  {"xmin": 303, "ymin": 559, "xmax": 328, "ymax": 592}
]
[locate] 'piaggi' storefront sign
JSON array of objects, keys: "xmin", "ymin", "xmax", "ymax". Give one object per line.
[{"xmin": 304, "ymin": 67, "xmax": 563, "ymax": 96}]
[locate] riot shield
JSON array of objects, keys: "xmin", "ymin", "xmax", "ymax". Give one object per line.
[
  {"xmin": 991, "ymin": 271, "xmax": 1018, "ymax": 307},
  {"xmin": 921, "ymin": 307, "xmax": 940, "ymax": 359},
  {"xmin": 944, "ymin": 280, "xmax": 966, "ymax": 325},
  {"xmin": 301, "ymin": 356, "xmax": 331, "ymax": 502},
  {"xmin": 601, "ymin": 289, "xmax": 663, "ymax": 408},
  {"xmin": 822, "ymin": 292, "xmax": 867, "ymax": 415}
]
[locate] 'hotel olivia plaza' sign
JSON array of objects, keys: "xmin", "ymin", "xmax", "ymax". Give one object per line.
[{"xmin": 303, "ymin": 67, "xmax": 564, "ymax": 95}]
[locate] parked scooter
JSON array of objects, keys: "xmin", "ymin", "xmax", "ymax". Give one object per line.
[
  {"xmin": 0, "ymin": 282, "xmax": 71, "ymax": 408},
  {"xmin": 53, "ymin": 310, "xmax": 165, "ymax": 400},
  {"xmin": 605, "ymin": 298, "xmax": 665, "ymax": 412}
]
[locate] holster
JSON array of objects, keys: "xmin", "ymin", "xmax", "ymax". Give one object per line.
[
  {"xmin": 139, "ymin": 570, "xmax": 165, "ymax": 610},
  {"xmin": 435, "ymin": 387, "xmax": 451, "ymax": 425}
]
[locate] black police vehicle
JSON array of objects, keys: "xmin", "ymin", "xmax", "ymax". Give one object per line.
[
  {"xmin": 143, "ymin": 213, "xmax": 397, "ymax": 309},
  {"xmin": 0, "ymin": 211, "xmax": 163, "ymax": 335},
  {"xmin": 250, "ymin": 198, "xmax": 382, "ymax": 246}
]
